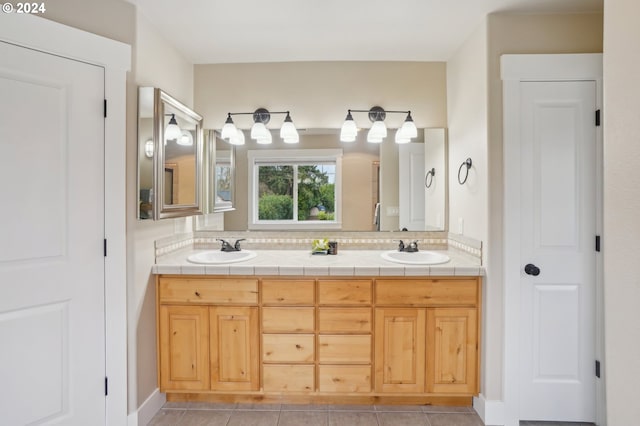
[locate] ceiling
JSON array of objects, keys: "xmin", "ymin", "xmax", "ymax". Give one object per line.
[{"xmin": 128, "ymin": 0, "xmax": 602, "ymax": 64}]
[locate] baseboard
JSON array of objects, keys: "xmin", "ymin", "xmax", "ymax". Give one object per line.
[
  {"xmin": 473, "ymin": 394, "xmax": 505, "ymax": 426},
  {"xmin": 129, "ymin": 388, "xmax": 166, "ymax": 426}
]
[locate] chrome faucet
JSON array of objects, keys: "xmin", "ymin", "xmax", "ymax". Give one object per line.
[
  {"xmin": 395, "ymin": 240, "xmax": 419, "ymax": 252},
  {"xmin": 217, "ymin": 238, "xmax": 245, "ymax": 252}
]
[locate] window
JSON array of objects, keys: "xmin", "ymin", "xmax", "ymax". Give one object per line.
[{"xmin": 248, "ymin": 149, "xmax": 342, "ymax": 230}]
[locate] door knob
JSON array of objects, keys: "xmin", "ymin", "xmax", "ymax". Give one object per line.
[{"xmin": 524, "ymin": 263, "xmax": 540, "ymax": 276}]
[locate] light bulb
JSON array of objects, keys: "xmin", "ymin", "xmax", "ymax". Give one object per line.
[
  {"xmin": 400, "ymin": 112, "xmax": 418, "ymax": 138},
  {"xmin": 177, "ymin": 130, "xmax": 193, "ymax": 146},
  {"xmin": 368, "ymin": 120, "xmax": 387, "ymax": 142},
  {"xmin": 280, "ymin": 113, "xmax": 298, "ymax": 141}
]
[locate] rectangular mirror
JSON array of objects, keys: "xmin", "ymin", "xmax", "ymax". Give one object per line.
[
  {"xmin": 196, "ymin": 128, "xmax": 447, "ymax": 232},
  {"xmin": 203, "ymin": 129, "xmax": 235, "ymax": 213},
  {"xmin": 137, "ymin": 87, "xmax": 203, "ymax": 220}
]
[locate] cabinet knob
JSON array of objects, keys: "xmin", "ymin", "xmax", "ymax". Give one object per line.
[{"xmin": 194, "ymin": 291, "xmax": 201, "ymax": 297}]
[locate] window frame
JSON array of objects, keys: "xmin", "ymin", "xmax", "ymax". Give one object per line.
[{"xmin": 247, "ymin": 149, "xmax": 343, "ymax": 230}]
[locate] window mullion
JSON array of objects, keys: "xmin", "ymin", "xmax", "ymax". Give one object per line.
[{"xmin": 293, "ymin": 165, "xmax": 299, "ymax": 221}]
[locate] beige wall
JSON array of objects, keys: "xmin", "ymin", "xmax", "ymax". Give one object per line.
[
  {"xmin": 130, "ymin": 11, "xmax": 195, "ymax": 411},
  {"xmin": 446, "ymin": 17, "xmax": 491, "ymax": 396},
  {"xmin": 195, "ymin": 62, "xmax": 447, "ymax": 231},
  {"xmin": 603, "ymin": 0, "xmax": 640, "ymax": 423},
  {"xmin": 483, "ymin": 12, "xmax": 603, "ymax": 403}
]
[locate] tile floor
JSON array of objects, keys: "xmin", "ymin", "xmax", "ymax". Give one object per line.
[
  {"xmin": 149, "ymin": 402, "xmax": 598, "ymax": 425},
  {"xmin": 149, "ymin": 402, "xmax": 483, "ymax": 426}
]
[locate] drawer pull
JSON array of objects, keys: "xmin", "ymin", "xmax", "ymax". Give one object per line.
[
  {"xmin": 194, "ymin": 291, "xmax": 201, "ymax": 297},
  {"xmin": 295, "ymin": 344, "xmax": 302, "ymax": 350}
]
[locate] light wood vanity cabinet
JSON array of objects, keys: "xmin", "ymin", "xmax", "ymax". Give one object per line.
[
  {"xmin": 157, "ymin": 277, "xmax": 260, "ymax": 393},
  {"xmin": 157, "ymin": 275, "xmax": 480, "ymax": 404}
]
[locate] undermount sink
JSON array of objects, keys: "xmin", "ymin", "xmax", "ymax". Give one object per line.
[
  {"xmin": 380, "ymin": 250, "xmax": 450, "ymax": 265},
  {"xmin": 187, "ymin": 250, "xmax": 257, "ymax": 264}
]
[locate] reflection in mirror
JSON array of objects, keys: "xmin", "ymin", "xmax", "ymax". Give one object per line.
[
  {"xmin": 203, "ymin": 130, "xmax": 235, "ymax": 213},
  {"xmin": 196, "ymin": 128, "xmax": 448, "ymax": 232},
  {"xmin": 137, "ymin": 87, "xmax": 203, "ymax": 220}
]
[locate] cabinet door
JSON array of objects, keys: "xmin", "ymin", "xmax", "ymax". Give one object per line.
[
  {"xmin": 374, "ymin": 308, "xmax": 426, "ymax": 393},
  {"xmin": 426, "ymin": 308, "xmax": 478, "ymax": 394},
  {"xmin": 210, "ymin": 306, "xmax": 259, "ymax": 391},
  {"xmin": 159, "ymin": 305, "xmax": 210, "ymax": 391}
]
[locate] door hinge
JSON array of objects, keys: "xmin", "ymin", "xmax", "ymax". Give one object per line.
[
  {"xmin": 105, "ymin": 377, "xmax": 108, "ymax": 396},
  {"xmin": 595, "ymin": 360, "xmax": 601, "ymax": 378},
  {"xmin": 595, "ymin": 109, "xmax": 601, "ymax": 126},
  {"xmin": 595, "ymin": 235, "xmax": 601, "ymax": 252},
  {"xmin": 104, "ymin": 99, "xmax": 107, "ymax": 118},
  {"xmin": 104, "ymin": 238, "xmax": 107, "ymax": 257}
]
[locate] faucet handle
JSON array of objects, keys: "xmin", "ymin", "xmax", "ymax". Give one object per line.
[{"xmin": 233, "ymin": 238, "xmax": 246, "ymax": 250}]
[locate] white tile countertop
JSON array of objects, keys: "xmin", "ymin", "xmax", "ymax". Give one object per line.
[{"xmin": 152, "ymin": 249, "xmax": 484, "ymax": 276}]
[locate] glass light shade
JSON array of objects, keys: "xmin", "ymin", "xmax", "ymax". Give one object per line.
[
  {"xmin": 400, "ymin": 116, "xmax": 418, "ymax": 139},
  {"xmin": 367, "ymin": 136, "xmax": 383, "ymax": 143},
  {"xmin": 251, "ymin": 122, "xmax": 269, "ymax": 140},
  {"xmin": 280, "ymin": 114, "xmax": 298, "ymax": 140},
  {"xmin": 177, "ymin": 130, "xmax": 193, "ymax": 146},
  {"xmin": 256, "ymin": 131, "xmax": 272, "ymax": 145},
  {"xmin": 369, "ymin": 120, "xmax": 387, "ymax": 139},
  {"xmin": 144, "ymin": 139, "xmax": 154, "ymax": 157},
  {"xmin": 229, "ymin": 129, "xmax": 245, "ymax": 145},
  {"xmin": 395, "ymin": 128, "xmax": 411, "ymax": 144},
  {"xmin": 164, "ymin": 114, "xmax": 182, "ymax": 140},
  {"xmin": 340, "ymin": 113, "xmax": 358, "ymax": 142},
  {"xmin": 220, "ymin": 116, "xmax": 237, "ymax": 140}
]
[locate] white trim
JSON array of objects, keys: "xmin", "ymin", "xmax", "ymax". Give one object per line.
[
  {"xmin": 501, "ymin": 53, "xmax": 603, "ymax": 426},
  {"xmin": 247, "ymin": 149, "xmax": 343, "ymax": 230},
  {"xmin": 130, "ymin": 388, "xmax": 166, "ymax": 426},
  {"xmin": 474, "ymin": 394, "xmax": 505, "ymax": 426},
  {"xmin": 0, "ymin": 13, "xmax": 131, "ymax": 426}
]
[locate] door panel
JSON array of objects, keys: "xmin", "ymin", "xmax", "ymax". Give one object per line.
[
  {"xmin": 519, "ymin": 81, "xmax": 596, "ymax": 421},
  {"xmin": 0, "ymin": 41, "xmax": 105, "ymax": 425}
]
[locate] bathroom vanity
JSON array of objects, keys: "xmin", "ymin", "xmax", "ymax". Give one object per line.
[{"xmin": 155, "ymin": 258, "xmax": 482, "ymax": 406}]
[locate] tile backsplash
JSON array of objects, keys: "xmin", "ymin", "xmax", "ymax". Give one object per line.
[{"xmin": 155, "ymin": 230, "xmax": 482, "ymax": 264}]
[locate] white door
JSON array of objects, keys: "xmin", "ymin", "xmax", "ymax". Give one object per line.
[
  {"xmin": 399, "ymin": 143, "xmax": 425, "ymax": 230},
  {"xmin": 518, "ymin": 81, "xmax": 596, "ymax": 422},
  {"xmin": 0, "ymin": 41, "xmax": 106, "ymax": 425}
]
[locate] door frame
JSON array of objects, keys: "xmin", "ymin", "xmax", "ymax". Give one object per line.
[
  {"xmin": 501, "ymin": 54, "xmax": 604, "ymax": 426},
  {"xmin": 0, "ymin": 14, "xmax": 130, "ymax": 426}
]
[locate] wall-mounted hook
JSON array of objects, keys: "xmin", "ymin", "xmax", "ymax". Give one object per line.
[
  {"xmin": 425, "ymin": 168, "xmax": 435, "ymax": 188},
  {"xmin": 458, "ymin": 158, "xmax": 472, "ymax": 185}
]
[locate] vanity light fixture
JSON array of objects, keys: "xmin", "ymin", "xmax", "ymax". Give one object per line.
[
  {"xmin": 340, "ymin": 106, "xmax": 418, "ymax": 144},
  {"xmin": 164, "ymin": 113, "xmax": 182, "ymax": 141},
  {"xmin": 220, "ymin": 108, "xmax": 299, "ymax": 145}
]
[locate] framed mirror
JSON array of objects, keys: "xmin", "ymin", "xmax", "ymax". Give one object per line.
[
  {"xmin": 203, "ymin": 129, "xmax": 235, "ymax": 213},
  {"xmin": 137, "ymin": 87, "xmax": 203, "ymax": 220}
]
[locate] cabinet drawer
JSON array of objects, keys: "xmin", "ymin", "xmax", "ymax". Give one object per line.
[
  {"xmin": 375, "ymin": 279, "xmax": 478, "ymax": 306},
  {"xmin": 261, "ymin": 279, "xmax": 315, "ymax": 305},
  {"xmin": 318, "ymin": 280, "xmax": 372, "ymax": 305},
  {"xmin": 318, "ymin": 365, "xmax": 371, "ymax": 393},
  {"xmin": 318, "ymin": 308, "xmax": 372, "ymax": 333},
  {"xmin": 319, "ymin": 335, "xmax": 371, "ymax": 364},
  {"xmin": 263, "ymin": 334, "xmax": 315, "ymax": 363},
  {"xmin": 159, "ymin": 278, "xmax": 258, "ymax": 304},
  {"xmin": 263, "ymin": 365, "xmax": 315, "ymax": 392},
  {"xmin": 262, "ymin": 307, "xmax": 315, "ymax": 333}
]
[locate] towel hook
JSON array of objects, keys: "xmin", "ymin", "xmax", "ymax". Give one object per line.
[
  {"xmin": 425, "ymin": 168, "xmax": 435, "ymax": 188},
  {"xmin": 458, "ymin": 158, "xmax": 472, "ymax": 185}
]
